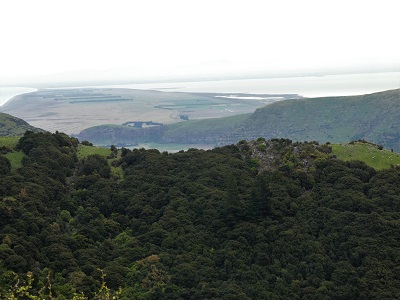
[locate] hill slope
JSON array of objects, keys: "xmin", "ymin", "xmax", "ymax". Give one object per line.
[
  {"xmin": 331, "ymin": 141, "xmax": 400, "ymax": 170},
  {"xmin": 229, "ymin": 88, "xmax": 400, "ymax": 148},
  {"xmin": 0, "ymin": 112, "xmax": 43, "ymax": 136},
  {"xmin": 77, "ymin": 89, "xmax": 400, "ymax": 150}
]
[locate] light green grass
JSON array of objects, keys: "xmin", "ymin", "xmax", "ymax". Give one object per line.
[
  {"xmin": 0, "ymin": 136, "xmax": 19, "ymax": 148},
  {"xmin": 331, "ymin": 142, "xmax": 400, "ymax": 170},
  {"xmin": 4, "ymin": 151, "xmax": 24, "ymax": 170},
  {"xmin": 77, "ymin": 144, "xmax": 124, "ymax": 178},
  {"xmin": 77, "ymin": 144, "xmax": 112, "ymax": 159},
  {"xmin": 0, "ymin": 137, "xmax": 23, "ymax": 169}
]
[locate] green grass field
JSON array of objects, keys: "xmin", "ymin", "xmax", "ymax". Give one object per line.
[
  {"xmin": 4, "ymin": 151, "xmax": 24, "ymax": 170},
  {"xmin": 0, "ymin": 136, "xmax": 19, "ymax": 148},
  {"xmin": 331, "ymin": 142, "xmax": 400, "ymax": 170},
  {"xmin": 0, "ymin": 137, "xmax": 23, "ymax": 169},
  {"xmin": 77, "ymin": 144, "xmax": 123, "ymax": 178},
  {"xmin": 77, "ymin": 144, "xmax": 112, "ymax": 159},
  {"xmin": 166, "ymin": 113, "xmax": 251, "ymax": 137}
]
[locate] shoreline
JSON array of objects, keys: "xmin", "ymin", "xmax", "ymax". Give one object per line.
[
  {"xmin": 1, "ymin": 71, "xmax": 398, "ymax": 103},
  {"xmin": 0, "ymin": 87, "xmax": 37, "ymax": 107},
  {"xmin": 46, "ymin": 71, "xmax": 400, "ymax": 98}
]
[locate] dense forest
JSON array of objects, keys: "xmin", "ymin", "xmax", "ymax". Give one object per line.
[{"xmin": 1, "ymin": 131, "xmax": 400, "ymax": 299}]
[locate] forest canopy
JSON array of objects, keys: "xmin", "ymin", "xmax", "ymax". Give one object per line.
[{"xmin": 0, "ymin": 132, "xmax": 399, "ymax": 299}]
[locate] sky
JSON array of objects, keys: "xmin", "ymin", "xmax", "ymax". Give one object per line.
[{"xmin": 0, "ymin": 0, "xmax": 399, "ymax": 85}]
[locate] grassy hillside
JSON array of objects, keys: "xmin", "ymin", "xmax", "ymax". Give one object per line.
[
  {"xmin": 77, "ymin": 144, "xmax": 124, "ymax": 177},
  {"xmin": 77, "ymin": 144, "xmax": 113, "ymax": 159},
  {"xmin": 331, "ymin": 141, "xmax": 400, "ymax": 170},
  {"xmin": 77, "ymin": 113, "xmax": 252, "ymax": 146},
  {"xmin": 232, "ymin": 89, "xmax": 400, "ymax": 149},
  {"xmin": 0, "ymin": 112, "xmax": 43, "ymax": 136},
  {"xmin": 0, "ymin": 136, "xmax": 19, "ymax": 148},
  {"xmin": 162, "ymin": 113, "xmax": 251, "ymax": 144},
  {"xmin": 0, "ymin": 112, "xmax": 44, "ymax": 170},
  {"xmin": 77, "ymin": 124, "xmax": 165, "ymax": 146},
  {"xmin": 3, "ymin": 151, "xmax": 24, "ymax": 170},
  {"xmin": 0, "ymin": 136, "xmax": 23, "ymax": 169}
]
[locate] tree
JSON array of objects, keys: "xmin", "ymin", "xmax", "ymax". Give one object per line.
[
  {"xmin": 77, "ymin": 154, "xmax": 111, "ymax": 178},
  {"xmin": 0, "ymin": 156, "xmax": 11, "ymax": 176},
  {"xmin": 223, "ymin": 174, "xmax": 241, "ymax": 225}
]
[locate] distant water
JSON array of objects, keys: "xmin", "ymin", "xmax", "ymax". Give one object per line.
[
  {"xmin": 91, "ymin": 71, "xmax": 400, "ymax": 98},
  {"xmin": 128, "ymin": 143, "xmax": 214, "ymax": 153},
  {"xmin": 1, "ymin": 72, "xmax": 399, "ymax": 107},
  {"xmin": 0, "ymin": 87, "xmax": 37, "ymax": 106}
]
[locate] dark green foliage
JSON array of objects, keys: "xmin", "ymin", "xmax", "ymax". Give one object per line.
[
  {"xmin": 17, "ymin": 131, "xmax": 78, "ymax": 183},
  {"xmin": 81, "ymin": 140, "xmax": 93, "ymax": 146},
  {"xmin": 77, "ymin": 154, "xmax": 111, "ymax": 178},
  {"xmin": 0, "ymin": 145, "xmax": 13, "ymax": 154},
  {"xmin": 17, "ymin": 131, "xmax": 75, "ymax": 154},
  {"xmin": 1, "ymin": 134, "xmax": 400, "ymax": 299},
  {"xmin": 0, "ymin": 156, "xmax": 11, "ymax": 175}
]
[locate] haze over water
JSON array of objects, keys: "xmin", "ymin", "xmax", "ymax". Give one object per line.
[
  {"xmin": 1, "ymin": 1, "xmax": 398, "ymax": 103},
  {"xmin": 0, "ymin": 71, "xmax": 399, "ymax": 108},
  {"xmin": 0, "ymin": 87, "xmax": 37, "ymax": 106},
  {"xmin": 81, "ymin": 72, "xmax": 400, "ymax": 98}
]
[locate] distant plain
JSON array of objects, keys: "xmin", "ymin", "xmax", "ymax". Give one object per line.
[{"xmin": 0, "ymin": 88, "xmax": 297, "ymax": 135}]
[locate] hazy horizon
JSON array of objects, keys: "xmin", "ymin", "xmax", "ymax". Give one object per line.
[
  {"xmin": 1, "ymin": 0, "xmax": 399, "ymax": 88},
  {"xmin": 1, "ymin": 63, "xmax": 399, "ymax": 88}
]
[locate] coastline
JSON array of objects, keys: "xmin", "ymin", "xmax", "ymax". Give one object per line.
[
  {"xmin": 0, "ymin": 87, "xmax": 37, "ymax": 107},
  {"xmin": 53, "ymin": 71, "xmax": 400, "ymax": 98},
  {"xmin": 1, "ymin": 71, "xmax": 398, "ymax": 103}
]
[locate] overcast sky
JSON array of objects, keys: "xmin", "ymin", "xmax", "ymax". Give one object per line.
[{"xmin": 0, "ymin": 0, "xmax": 399, "ymax": 84}]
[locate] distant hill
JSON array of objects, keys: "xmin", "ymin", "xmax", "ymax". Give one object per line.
[
  {"xmin": 77, "ymin": 113, "xmax": 252, "ymax": 146},
  {"xmin": 0, "ymin": 112, "xmax": 44, "ymax": 136},
  {"xmin": 228, "ymin": 88, "xmax": 400, "ymax": 149},
  {"xmin": 77, "ymin": 89, "xmax": 400, "ymax": 150}
]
